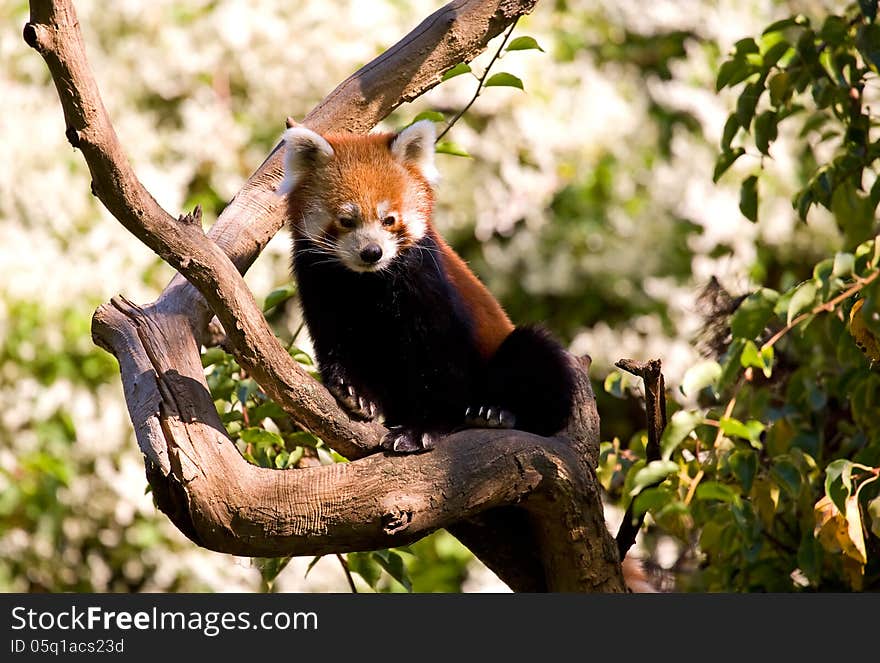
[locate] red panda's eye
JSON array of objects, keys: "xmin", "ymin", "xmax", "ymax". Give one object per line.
[
  {"xmin": 339, "ymin": 217, "xmax": 356, "ymax": 229},
  {"xmin": 382, "ymin": 216, "xmax": 396, "ymax": 227}
]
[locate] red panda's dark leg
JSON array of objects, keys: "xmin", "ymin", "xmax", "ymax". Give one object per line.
[{"xmin": 319, "ymin": 360, "xmax": 381, "ymax": 422}]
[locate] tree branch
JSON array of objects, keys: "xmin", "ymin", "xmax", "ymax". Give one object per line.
[
  {"xmin": 29, "ymin": 0, "xmax": 626, "ymax": 591},
  {"xmin": 613, "ymin": 358, "xmax": 667, "ymax": 559}
]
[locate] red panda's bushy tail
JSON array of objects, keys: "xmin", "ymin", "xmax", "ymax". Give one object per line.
[{"xmin": 485, "ymin": 325, "xmax": 575, "ymax": 437}]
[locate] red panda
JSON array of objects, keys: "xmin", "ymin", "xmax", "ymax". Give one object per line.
[{"xmin": 279, "ymin": 120, "xmax": 575, "ymax": 453}]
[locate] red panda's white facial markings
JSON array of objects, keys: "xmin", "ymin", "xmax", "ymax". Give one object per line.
[
  {"xmin": 281, "ymin": 121, "xmax": 437, "ymax": 273},
  {"xmin": 327, "ymin": 202, "xmax": 401, "ymax": 273}
]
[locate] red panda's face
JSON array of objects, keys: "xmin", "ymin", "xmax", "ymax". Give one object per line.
[{"xmin": 279, "ymin": 121, "xmax": 438, "ymax": 273}]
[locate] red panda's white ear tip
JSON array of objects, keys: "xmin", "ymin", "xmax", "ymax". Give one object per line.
[
  {"xmin": 277, "ymin": 127, "xmax": 335, "ymax": 196},
  {"xmin": 391, "ymin": 120, "xmax": 439, "ymax": 185}
]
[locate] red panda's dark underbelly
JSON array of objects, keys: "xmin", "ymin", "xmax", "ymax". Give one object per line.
[{"xmin": 294, "ymin": 234, "xmax": 487, "ymax": 431}]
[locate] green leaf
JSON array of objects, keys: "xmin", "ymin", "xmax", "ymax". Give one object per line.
[
  {"xmin": 795, "ymin": 188, "xmax": 814, "ymax": 220},
  {"xmin": 289, "ymin": 347, "xmax": 315, "ymax": 366},
  {"xmin": 441, "ymin": 63, "xmax": 472, "ymax": 80},
  {"xmin": 346, "ymin": 552, "xmax": 380, "ymax": 590},
  {"xmin": 819, "ymin": 15, "xmax": 848, "ymax": 45},
  {"xmin": 284, "ymin": 430, "xmax": 320, "ymax": 449},
  {"xmin": 771, "ymin": 458, "xmax": 802, "ymax": 497},
  {"xmin": 721, "ymin": 115, "xmax": 740, "ymax": 151},
  {"xmin": 868, "ymin": 495, "xmax": 880, "ymax": 538},
  {"xmin": 731, "ymin": 288, "xmax": 779, "ymax": 339},
  {"xmin": 631, "ymin": 486, "xmax": 675, "ymax": 517},
  {"xmin": 680, "ymin": 361, "xmax": 722, "ymax": 399},
  {"xmin": 201, "ymin": 346, "xmax": 230, "ymax": 368},
  {"xmin": 720, "ymin": 416, "xmax": 765, "ymax": 444},
  {"xmin": 824, "ymin": 458, "xmax": 853, "ymax": 513},
  {"xmin": 716, "ymin": 59, "xmax": 756, "ymax": 91},
  {"xmin": 434, "ymin": 141, "xmax": 470, "ymax": 157},
  {"xmin": 629, "ymin": 460, "xmax": 680, "ymax": 496},
  {"xmin": 856, "ymin": 23, "xmax": 880, "ymax": 73},
  {"xmin": 754, "ymin": 111, "xmax": 778, "ymax": 155},
  {"xmin": 696, "ymin": 481, "xmax": 740, "ymax": 504},
  {"xmin": 371, "ymin": 551, "xmax": 412, "ymax": 592},
  {"xmin": 736, "ymin": 82, "xmax": 763, "ymax": 129},
  {"xmin": 239, "ymin": 427, "xmax": 284, "ymax": 449},
  {"xmin": 768, "ymin": 72, "xmax": 791, "ymax": 107},
  {"xmin": 729, "ymin": 450, "xmax": 758, "ymax": 492},
  {"xmin": 797, "ymin": 535, "xmax": 822, "ymax": 586},
  {"xmin": 660, "ymin": 410, "xmax": 703, "ymax": 460},
  {"xmin": 304, "ymin": 555, "xmax": 323, "ymax": 579},
  {"xmin": 604, "ymin": 370, "xmax": 634, "ymax": 399},
  {"xmin": 870, "ymin": 177, "xmax": 880, "ymax": 211},
  {"xmin": 832, "ymin": 179, "xmax": 875, "ymax": 248},
  {"xmin": 741, "ymin": 339, "xmax": 762, "ymax": 366},
  {"xmin": 734, "ymin": 37, "xmax": 760, "ymax": 55},
  {"xmin": 718, "ymin": 338, "xmax": 746, "ymax": 392},
  {"xmin": 257, "ymin": 556, "xmax": 292, "ymax": 587},
  {"xmin": 410, "ymin": 110, "xmax": 446, "ymax": 124},
  {"xmin": 739, "ymin": 175, "xmax": 759, "ymax": 222},
  {"xmin": 832, "ymin": 252, "xmax": 855, "ymax": 277},
  {"xmin": 740, "ymin": 340, "xmax": 773, "ymax": 378},
  {"xmin": 505, "ymin": 36, "xmax": 544, "ymax": 52},
  {"xmin": 762, "ymin": 16, "xmax": 806, "ymax": 35},
  {"xmin": 760, "ymin": 345, "xmax": 774, "ymax": 378},
  {"xmin": 787, "ymin": 281, "xmax": 818, "ymax": 325},
  {"xmin": 484, "ymin": 72, "xmax": 524, "ymax": 90},
  {"xmin": 713, "ymin": 148, "xmax": 745, "ymax": 182},
  {"xmin": 236, "ymin": 378, "xmax": 259, "ymax": 406},
  {"xmin": 762, "ymin": 40, "xmax": 791, "ymax": 68},
  {"xmin": 287, "ymin": 446, "xmax": 304, "ymax": 468},
  {"xmin": 250, "ymin": 400, "xmax": 288, "ymax": 422},
  {"xmin": 263, "ymin": 284, "xmax": 297, "ymax": 312}
]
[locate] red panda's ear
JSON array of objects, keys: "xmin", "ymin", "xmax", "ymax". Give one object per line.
[
  {"xmin": 278, "ymin": 127, "xmax": 334, "ymax": 196},
  {"xmin": 390, "ymin": 120, "xmax": 439, "ymax": 185}
]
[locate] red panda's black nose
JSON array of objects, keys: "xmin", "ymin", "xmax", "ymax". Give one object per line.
[{"xmin": 360, "ymin": 244, "xmax": 383, "ymax": 264}]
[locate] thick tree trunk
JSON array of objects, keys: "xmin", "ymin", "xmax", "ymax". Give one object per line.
[{"xmin": 27, "ymin": 0, "xmax": 626, "ymax": 592}]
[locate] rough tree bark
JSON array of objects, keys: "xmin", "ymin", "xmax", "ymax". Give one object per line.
[{"xmin": 26, "ymin": 0, "xmax": 626, "ymax": 592}]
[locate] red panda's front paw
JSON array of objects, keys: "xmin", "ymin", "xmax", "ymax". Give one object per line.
[
  {"xmin": 464, "ymin": 406, "xmax": 516, "ymax": 430},
  {"xmin": 381, "ymin": 427, "xmax": 436, "ymax": 454},
  {"xmin": 328, "ymin": 378, "xmax": 380, "ymax": 421}
]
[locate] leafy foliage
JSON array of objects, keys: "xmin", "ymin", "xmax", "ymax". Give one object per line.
[{"xmin": 601, "ymin": 1, "xmax": 880, "ymax": 591}]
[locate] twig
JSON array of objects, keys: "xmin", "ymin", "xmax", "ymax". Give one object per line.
[
  {"xmin": 435, "ymin": 17, "xmax": 520, "ymax": 142},
  {"xmin": 684, "ymin": 381, "xmax": 740, "ymax": 506},
  {"xmin": 761, "ymin": 269, "xmax": 879, "ymax": 352},
  {"xmin": 613, "ymin": 358, "xmax": 667, "ymax": 560},
  {"xmin": 336, "ymin": 554, "xmax": 358, "ymax": 593}
]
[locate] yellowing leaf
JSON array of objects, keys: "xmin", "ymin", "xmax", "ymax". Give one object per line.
[
  {"xmin": 844, "ymin": 495, "xmax": 867, "ymax": 565},
  {"xmin": 849, "ymin": 298, "xmax": 880, "ymax": 363},
  {"xmin": 753, "ymin": 479, "xmax": 780, "ymax": 530},
  {"xmin": 813, "ymin": 495, "xmax": 867, "ymax": 574}
]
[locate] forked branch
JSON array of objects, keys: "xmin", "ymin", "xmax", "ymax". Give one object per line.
[{"xmin": 28, "ymin": 0, "xmax": 627, "ymax": 591}]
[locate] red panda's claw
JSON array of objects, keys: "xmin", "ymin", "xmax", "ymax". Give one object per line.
[
  {"xmin": 329, "ymin": 378, "xmax": 380, "ymax": 422},
  {"xmin": 381, "ymin": 427, "xmax": 435, "ymax": 454},
  {"xmin": 464, "ymin": 406, "xmax": 516, "ymax": 430}
]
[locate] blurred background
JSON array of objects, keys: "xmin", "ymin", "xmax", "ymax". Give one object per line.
[{"xmin": 0, "ymin": 0, "xmax": 860, "ymax": 592}]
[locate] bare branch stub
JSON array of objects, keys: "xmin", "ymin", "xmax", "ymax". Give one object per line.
[
  {"xmin": 30, "ymin": 0, "xmax": 628, "ymax": 591},
  {"xmin": 613, "ymin": 358, "xmax": 668, "ymax": 559}
]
